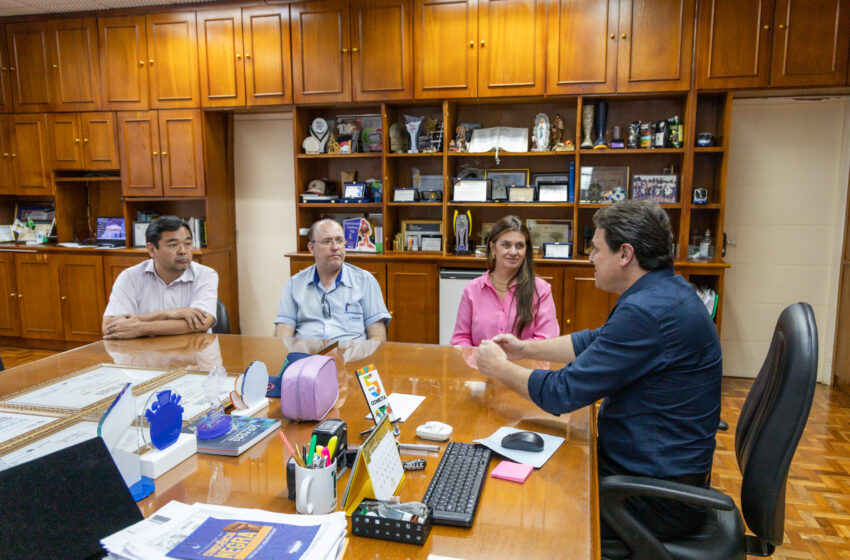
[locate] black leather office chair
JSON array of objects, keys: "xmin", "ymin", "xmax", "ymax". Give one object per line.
[
  {"xmin": 0, "ymin": 354, "xmax": 4, "ymax": 371},
  {"xmin": 599, "ymin": 302, "xmax": 818, "ymax": 560},
  {"xmin": 212, "ymin": 300, "xmax": 231, "ymax": 334}
]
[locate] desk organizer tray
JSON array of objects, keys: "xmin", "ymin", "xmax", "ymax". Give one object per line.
[{"xmin": 351, "ymin": 499, "xmax": 432, "ymax": 546}]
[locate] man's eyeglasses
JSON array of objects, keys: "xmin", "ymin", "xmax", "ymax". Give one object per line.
[
  {"xmin": 320, "ymin": 292, "xmax": 331, "ymax": 319},
  {"xmin": 313, "ymin": 237, "xmax": 346, "ymax": 247}
]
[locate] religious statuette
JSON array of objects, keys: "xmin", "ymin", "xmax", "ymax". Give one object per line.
[
  {"xmin": 453, "ymin": 209, "xmax": 473, "ymax": 255},
  {"xmin": 581, "ymin": 105, "xmax": 594, "ymax": 149},
  {"xmin": 593, "ymin": 102, "xmax": 608, "ymax": 149},
  {"xmin": 532, "ymin": 113, "xmax": 550, "ymax": 152},
  {"xmin": 549, "ymin": 114, "xmax": 564, "ymax": 150}
]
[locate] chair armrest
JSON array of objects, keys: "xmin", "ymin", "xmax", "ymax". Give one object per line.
[{"xmin": 599, "ymin": 475, "xmax": 735, "ymax": 560}]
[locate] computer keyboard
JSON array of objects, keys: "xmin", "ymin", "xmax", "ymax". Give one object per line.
[{"xmin": 422, "ymin": 441, "xmax": 492, "ymax": 527}]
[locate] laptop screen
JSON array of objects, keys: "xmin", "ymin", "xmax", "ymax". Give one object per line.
[{"xmin": 96, "ymin": 217, "xmax": 126, "ymax": 243}]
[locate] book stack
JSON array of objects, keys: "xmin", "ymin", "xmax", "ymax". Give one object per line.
[{"xmin": 187, "ymin": 217, "xmax": 207, "ymax": 248}]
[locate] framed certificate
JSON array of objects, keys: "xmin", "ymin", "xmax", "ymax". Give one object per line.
[
  {"xmin": 452, "ymin": 179, "xmax": 490, "ymax": 202},
  {"xmin": 402, "ymin": 220, "xmax": 443, "ymax": 252},
  {"xmin": 393, "ymin": 188, "xmax": 418, "ymax": 202},
  {"xmin": 542, "ymin": 242, "xmax": 573, "ymax": 259},
  {"xmin": 538, "ymin": 183, "xmax": 569, "ymax": 202}
]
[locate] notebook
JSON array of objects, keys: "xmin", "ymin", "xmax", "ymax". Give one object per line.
[{"xmin": 0, "ymin": 436, "xmax": 144, "ymax": 560}]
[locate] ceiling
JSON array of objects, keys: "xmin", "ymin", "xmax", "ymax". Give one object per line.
[{"xmin": 0, "ymin": 0, "xmax": 217, "ymax": 18}]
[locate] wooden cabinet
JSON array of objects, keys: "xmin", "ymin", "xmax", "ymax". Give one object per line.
[
  {"xmin": 7, "ymin": 22, "xmax": 52, "ymax": 112},
  {"xmin": 0, "ymin": 252, "xmax": 20, "ymax": 337},
  {"xmin": 414, "ymin": 0, "xmax": 545, "ymax": 99},
  {"xmin": 98, "ymin": 16, "xmax": 149, "ymax": 110},
  {"xmin": 57, "ymin": 254, "xmax": 106, "ymax": 342},
  {"xmin": 387, "ymin": 261, "xmax": 438, "ymax": 343},
  {"xmin": 10, "ymin": 113, "xmax": 52, "ymax": 195},
  {"xmin": 0, "ymin": 26, "xmax": 14, "ymax": 113},
  {"xmin": 104, "ymin": 254, "xmax": 147, "ymax": 300},
  {"xmin": 117, "ymin": 109, "xmax": 205, "ymax": 197},
  {"xmin": 547, "ymin": 0, "xmax": 694, "ymax": 94},
  {"xmin": 563, "ymin": 266, "xmax": 616, "ymax": 333},
  {"xmin": 534, "ymin": 264, "xmax": 565, "ymax": 334},
  {"xmin": 198, "ymin": 6, "xmax": 293, "ymax": 108},
  {"xmin": 48, "ymin": 112, "xmax": 118, "ymax": 170},
  {"xmin": 292, "ymin": 0, "xmax": 413, "ymax": 103},
  {"xmin": 15, "ymin": 252, "xmax": 63, "ymax": 340},
  {"xmin": 0, "ymin": 117, "xmax": 12, "ymax": 194},
  {"xmin": 696, "ymin": 0, "xmax": 850, "ymax": 89},
  {"xmin": 146, "ymin": 12, "xmax": 200, "ymax": 109}
]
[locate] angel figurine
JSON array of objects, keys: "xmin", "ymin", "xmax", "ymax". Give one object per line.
[{"xmin": 550, "ymin": 114, "xmax": 565, "ymax": 149}]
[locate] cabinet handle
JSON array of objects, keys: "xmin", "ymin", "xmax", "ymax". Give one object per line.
[
  {"xmin": 162, "ymin": 151, "xmax": 167, "ymax": 156},
  {"xmin": 763, "ymin": 24, "xmax": 770, "ymax": 30},
  {"xmin": 83, "ymin": 138, "xmax": 89, "ymax": 143},
  {"xmin": 469, "ymin": 41, "xmax": 474, "ymax": 48},
  {"xmin": 342, "ymin": 48, "xmax": 349, "ymax": 53},
  {"xmin": 778, "ymin": 23, "xmax": 787, "ymax": 29},
  {"xmin": 0, "ymin": 67, "xmax": 5, "ymax": 71},
  {"xmin": 11, "ymin": 153, "xmax": 15, "ymax": 157},
  {"xmin": 566, "ymin": 319, "xmax": 571, "ymax": 325},
  {"xmin": 236, "ymin": 53, "xmax": 242, "ymax": 60},
  {"xmin": 9, "ymin": 67, "xmax": 14, "ymax": 71},
  {"xmin": 149, "ymin": 59, "xmax": 155, "ymax": 65},
  {"xmin": 153, "ymin": 151, "xmax": 159, "ymax": 156},
  {"xmin": 480, "ymin": 40, "xmax": 485, "ymax": 47},
  {"xmin": 621, "ymin": 33, "xmax": 627, "ymax": 39},
  {"xmin": 52, "ymin": 64, "xmax": 57, "ymax": 69},
  {"xmin": 2, "ymin": 153, "xmax": 8, "ymax": 157},
  {"xmin": 610, "ymin": 33, "xmax": 615, "ymax": 39},
  {"xmin": 245, "ymin": 53, "xmax": 252, "ymax": 59},
  {"xmin": 139, "ymin": 60, "xmax": 144, "ymax": 66},
  {"xmin": 60, "ymin": 296, "xmax": 66, "ymax": 301},
  {"xmin": 352, "ymin": 47, "xmax": 359, "ymax": 53},
  {"xmin": 75, "ymin": 138, "xmax": 80, "ymax": 143},
  {"xmin": 17, "ymin": 293, "xmax": 22, "ymax": 299},
  {"xmin": 9, "ymin": 292, "xmax": 14, "ymax": 297}
]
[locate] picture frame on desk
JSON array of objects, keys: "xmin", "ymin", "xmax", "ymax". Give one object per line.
[
  {"xmin": 542, "ymin": 242, "xmax": 573, "ymax": 259},
  {"xmin": 401, "ymin": 220, "xmax": 443, "ymax": 252},
  {"xmin": 579, "ymin": 166, "xmax": 629, "ymax": 204}
]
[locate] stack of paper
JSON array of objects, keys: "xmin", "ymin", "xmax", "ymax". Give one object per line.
[{"xmin": 101, "ymin": 501, "xmax": 347, "ymax": 560}]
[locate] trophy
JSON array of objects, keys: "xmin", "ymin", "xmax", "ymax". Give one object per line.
[
  {"xmin": 581, "ymin": 105, "xmax": 594, "ymax": 149},
  {"xmin": 404, "ymin": 115, "xmax": 423, "ymax": 154},
  {"xmin": 453, "ymin": 209, "xmax": 472, "ymax": 255},
  {"xmin": 593, "ymin": 101, "xmax": 608, "ymax": 149},
  {"xmin": 196, "ymin": 365, "xmax": 231, "ymax": 439}
]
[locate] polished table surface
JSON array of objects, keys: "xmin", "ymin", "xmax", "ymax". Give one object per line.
[{"xmin": 0, "ymin": 334, "xmax": 599, "ymax": 560}]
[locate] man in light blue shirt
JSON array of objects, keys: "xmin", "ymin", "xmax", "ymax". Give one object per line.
[{"xmin": 275, "ymin": 219, "xmax": 390, "ymax": 341}]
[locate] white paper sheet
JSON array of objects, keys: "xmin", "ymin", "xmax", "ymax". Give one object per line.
[{"xmin": 366, "ymin": 392, "xmax": 425, "ymax": 422}]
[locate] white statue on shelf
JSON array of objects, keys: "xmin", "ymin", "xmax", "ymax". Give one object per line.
[{"xmin": 532, "ymin": 113, "xmax": 550, "ymax": 152}]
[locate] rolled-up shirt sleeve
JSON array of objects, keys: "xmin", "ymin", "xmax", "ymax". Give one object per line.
[
  {"xmin": 275, "ymin": 280, "xmax": 298, "ymax": 327},
  {"xmin": 527, "ymin": 303, "xmax": 667, "ymax": 415},
  {"xmin": 191, "ymin": 267, "xmax": 219, "ymax": 321},
  {"xmin": 361, "ymin": 274, "xmax": 391, "ymax": 328}
]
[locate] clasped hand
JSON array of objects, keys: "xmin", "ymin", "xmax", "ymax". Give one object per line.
[{"xmin": 476, "ymin": 333, "xmax": 524, "ymax": 372}]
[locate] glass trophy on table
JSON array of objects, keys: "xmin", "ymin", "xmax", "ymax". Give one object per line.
[{"xmin": 197, "ymin": 365, "xmax": 232, "ymax": 440}]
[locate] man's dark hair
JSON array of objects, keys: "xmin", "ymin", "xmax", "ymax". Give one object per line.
[
  {"xmin": 146, "ymin": 216, "xmax": 191, "ymax": 247},
  {"xmin": 592, "ymin": 200, "xmax": 674, "ymax": 271}
]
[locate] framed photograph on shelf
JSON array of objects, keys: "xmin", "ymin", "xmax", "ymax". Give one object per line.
[
  {"xmin": 532, "ymin": 172, "xmax": 570, "ymax": 187},
  {"xmin": 485, "ymin": 169, "xmax": 529, "ymax": 201},
  {"xmin": 525, "ymin": 219, "xmax": 572, "ymax": 252},
  {"xmin": 630, "ymin": 174, "xmax": 679, "ymax": 203},
  {"xmin": 579, "ymin": 166, "xmax": 629, "ymax": 204},
  {"xmin": 401, "ymin": 220, "xmax": 443, "ymax": 252}
]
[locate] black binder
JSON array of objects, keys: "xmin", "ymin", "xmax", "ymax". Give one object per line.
[{"xmin": 0, "ymin": 436, "xmax": 144, "ymax": 560}]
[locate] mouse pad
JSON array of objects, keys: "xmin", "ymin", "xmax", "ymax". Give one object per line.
[{"xmin": 474, "ymin": 427, "xmax": 564, "ymax": 469}]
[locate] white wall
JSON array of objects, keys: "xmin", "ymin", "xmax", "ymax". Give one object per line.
[
  {"xmin": 233, "ymin": 112, "xmax": 297, "ymax": 336},
  {"xmin": 722, "ymin": 97, "xmax": 850, "ymax": 383}
]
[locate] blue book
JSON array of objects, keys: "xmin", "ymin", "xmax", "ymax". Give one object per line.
[
  {"xmin": 183, "ymin": 416, "xmax": 280, "ymax": 456},
  {"xmin": 568, "ymin": 161, "xmax": 575, "ymax": 203},
  {"xmin": 167, "ymin": 517, "xmax": 320, "ymax": 560}
]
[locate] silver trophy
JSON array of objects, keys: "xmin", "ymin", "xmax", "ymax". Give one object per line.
[{"xmin": 581, "ymin": 105, "xmax": 595, "ymax": 149}]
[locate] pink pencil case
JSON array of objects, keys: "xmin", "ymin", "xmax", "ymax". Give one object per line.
[{"xmin": 280, "ymin": 354, "xmax": 339, "ymax": 422}]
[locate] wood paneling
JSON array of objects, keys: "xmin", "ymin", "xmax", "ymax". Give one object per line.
[
  {"xmin": 478, "ymin": 0, "xmax": 545, "ymax": 96},
  {"xmin": 291, "ymin": 0, "xmax": 351, "ymax": 103},
  {"xmin": 98, "ymin": 16, "xmax": 149, "ymax": 110},
  {"xmin": 242, "ymin": 6, "xmax": 292, "ymax": 106},
  {"xmin": 81, "ymin": 111, "xmax": 119, "ymax": 170},
  {"xmin": 352, "ymin": 0, "xmax": 413, "ymax": 101},
  {"xmin": 564, "ymin": 267, "xmax": 616, "ymax": 333},
  {"xmin": 57, "ymin": 254, "xmax": 106, "ymax": 342},
  {"xmin": 0, "ymin": 26, "xmax": 12, "ymax": 113},
  {"xmin": 413, "ymin": 0, "xmax": 477, "ymax": 98},
  {"xmin": 0, "ymin": 116, "xmax": 12, "ymax": 193},
  {"xmin": 50, "ymin": 18, "xmax": 100, "ymax": 112},
  {"xmin": 7, "ymin": 22, "xmax": 52, "ymax": 112},
  {"xmin": 11, "ymin": 113, "xmax": 51, "ymax": 195},
  {"xmin": 117, "ymin": 110, "xmax": 161, "ymax": 196},
  {"xmin": 146, "ymin": 12, "xmax": 200, "ymax": 109},
  {"xmin": 47, "ymin": 112, "xmax": 83, "ymax": 169},
  {"xmin": 386, "ymin": 261, "xmax": 438, "ymax": 342},
  {"xmin": 103, "ymin": 254, "xmax": 146, "ymax": 300},
  {"xmin": 198, "ymin": 8, "xmax": 245, "ymax": 108},
  {"xmin": 159, "ymin": 109, "xmax": 205, "ymax": 196},
  {"xmin": 535, "ymin": 264, "xmax": 565, "ymax": 334},
  {"xmin": 14, "ymin": 253, "xmax": 62, "ymax": 340}
]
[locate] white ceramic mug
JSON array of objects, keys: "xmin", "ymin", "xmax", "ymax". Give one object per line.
[{"xmin": 295, "ymin": 459, "xmax": 337, "ymax": 515}]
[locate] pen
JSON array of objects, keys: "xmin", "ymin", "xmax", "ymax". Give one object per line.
[
  {"xmin": 279, "ymin": 431, "xmax": 303, "ymax": 467},
  {"xmin": 398, "ymin": 443, "xmax": 440, "ymax": 452},
  {"xmin": 301, "ymin": 444, "xmax": 307, "ymax": 465},
  {"xmin": 307, "ymin": 434, "xmax": 317, "ymax": 466}
]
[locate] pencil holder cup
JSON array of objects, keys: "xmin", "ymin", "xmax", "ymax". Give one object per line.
[{"xmin": 295, "ymin": 459, "xmax": 337, "ymax": 514}]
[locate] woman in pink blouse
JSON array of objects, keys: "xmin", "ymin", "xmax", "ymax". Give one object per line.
[{"xmin": 451, "ymin": 215, "xmax": 560, "ymax": 346}]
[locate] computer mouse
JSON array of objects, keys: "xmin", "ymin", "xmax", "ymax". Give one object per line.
[{"xmin": 501, "ymin": 431, "xmax": 544, "ymax": 452}]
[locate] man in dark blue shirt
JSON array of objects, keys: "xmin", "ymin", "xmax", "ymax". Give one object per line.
[{"xmin": 477, "ymin": 200, "xmax": 722, "ymax": 541}]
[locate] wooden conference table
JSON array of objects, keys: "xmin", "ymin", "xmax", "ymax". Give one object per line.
[{"xmin": 0, "ymin": 334, "xmax": 600, "ymax": 560}]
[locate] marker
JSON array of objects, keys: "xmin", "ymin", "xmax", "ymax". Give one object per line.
[
  {"xmin": 326, "ymin": 436, "xmax": 338, "ymax": 462},
  {"xmin": 307, "ymin": 434, "xmax": 317, "ymax": 466},
  {"xmin": 321, "ymin": 446, "xmax": 330, "ymax": 467}
]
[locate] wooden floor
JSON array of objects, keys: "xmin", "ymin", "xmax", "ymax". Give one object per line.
[{"xmin": 1, "ymin": 346, "xmax": 848, "ymax": 558}]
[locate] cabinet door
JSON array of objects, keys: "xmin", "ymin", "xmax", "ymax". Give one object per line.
[
  {"xmin": 81, "ymin": 112, "xmax": 119, "ymax": 170},
  {"xmin": 0, "ymin": 252, "xmax": 20, "ymax": 337},
  {"xmin": 563, "ymin": 267, "xmax": 616, "ymax": 333},
  {"xmin": 57, "ymin": 254, "xmax": 106, "ymax": 342},
  {"xmin": 0, "ymin": 26, "xmax": 13, "ymax": 113},
  {"xmin": 355, "ymin": 261, "xmax": 388, "ymax": 303},
  {"xmin": 159, "ymin": 109, "xmax": 205, "ymax": 197},
  {"xmin": 547, "ymin": 0, "xmax": 617, "ymax": 94},
  {"xmin": 104, "ymin": 255, "xmax": 147, "ymax": 300},
  {"xmin": 695, "ymin": 0, "xmax": 772, "ymax": 89},
  {"xmin": 15, "ymin": 253, "xmax": 63, "ymax": 340},
  {"xmin": 616, "ymin": 0, "xmax": 695, "ymax": 92},
  {"xmin": 387, "ymin": 262, "xmax": 438, "ymax": 343},
  {"xmin": 47, "ymin": 113, "xmax": 83, "ymax": 170},
  {"xmin": 770, "ymin": 0, "xmax": 850, "ymax": 87},
  {"xmin": 7, "ymin": 22, "xmax": 52, "ymax": 112},
  {"xmin": 11, "ymin": 113, "xmax": 52, "ymax": 196},
  {"xmin": 352, "ymin": 0, "xmax": 413, "ymax": 101},
  {"xmin": 243, "ymin": 6, "xmax": 293, "ymax": 106},
  {"xmin": 0, "ymin": 116, "xmax": 14, "ymax": 194},
  {"xmin": 291, "ymin": 0, "xmax": 351, "ymax": 103},
  {"xmin": 117, "ymin": 110, "xmax": 161, "ymax": 196},
  {"xmin": 478, "ymin": 0, "xmax": 545, "ymax": 97},
  {"xmin": 198, "ymin": 8, "xmax": 245, "ymax": 108},
  {"xmin": 534, "ymin": 265, "xmax": 565, "ymax": 334},
  {"xmin": 146, "ymin": 12, "xmax": 201, "ymax": 109},
  {"xmin": 413, "ymin": 0, "xmax": 477, "ymax": 98},
  {"xmin": 50, "ymin": 18, "xmax": 101, "ymax": 112},
  {"xmin": 99, "ymin": 16, "xmax": 149, "ymax": 110}
]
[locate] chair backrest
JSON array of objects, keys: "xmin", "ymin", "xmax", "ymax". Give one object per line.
[
  {"xmin": 735, "ymin": 302, "xmax": 817, "ymax": 546},
  {"xmin": 212, "ymin": 299, "xmax": 231, "ymax": 334}
]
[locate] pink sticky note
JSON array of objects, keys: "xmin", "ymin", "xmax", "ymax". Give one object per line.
[{"xmin": 490, "ymin": 460, "xmax": 534, "ymax": 483}]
